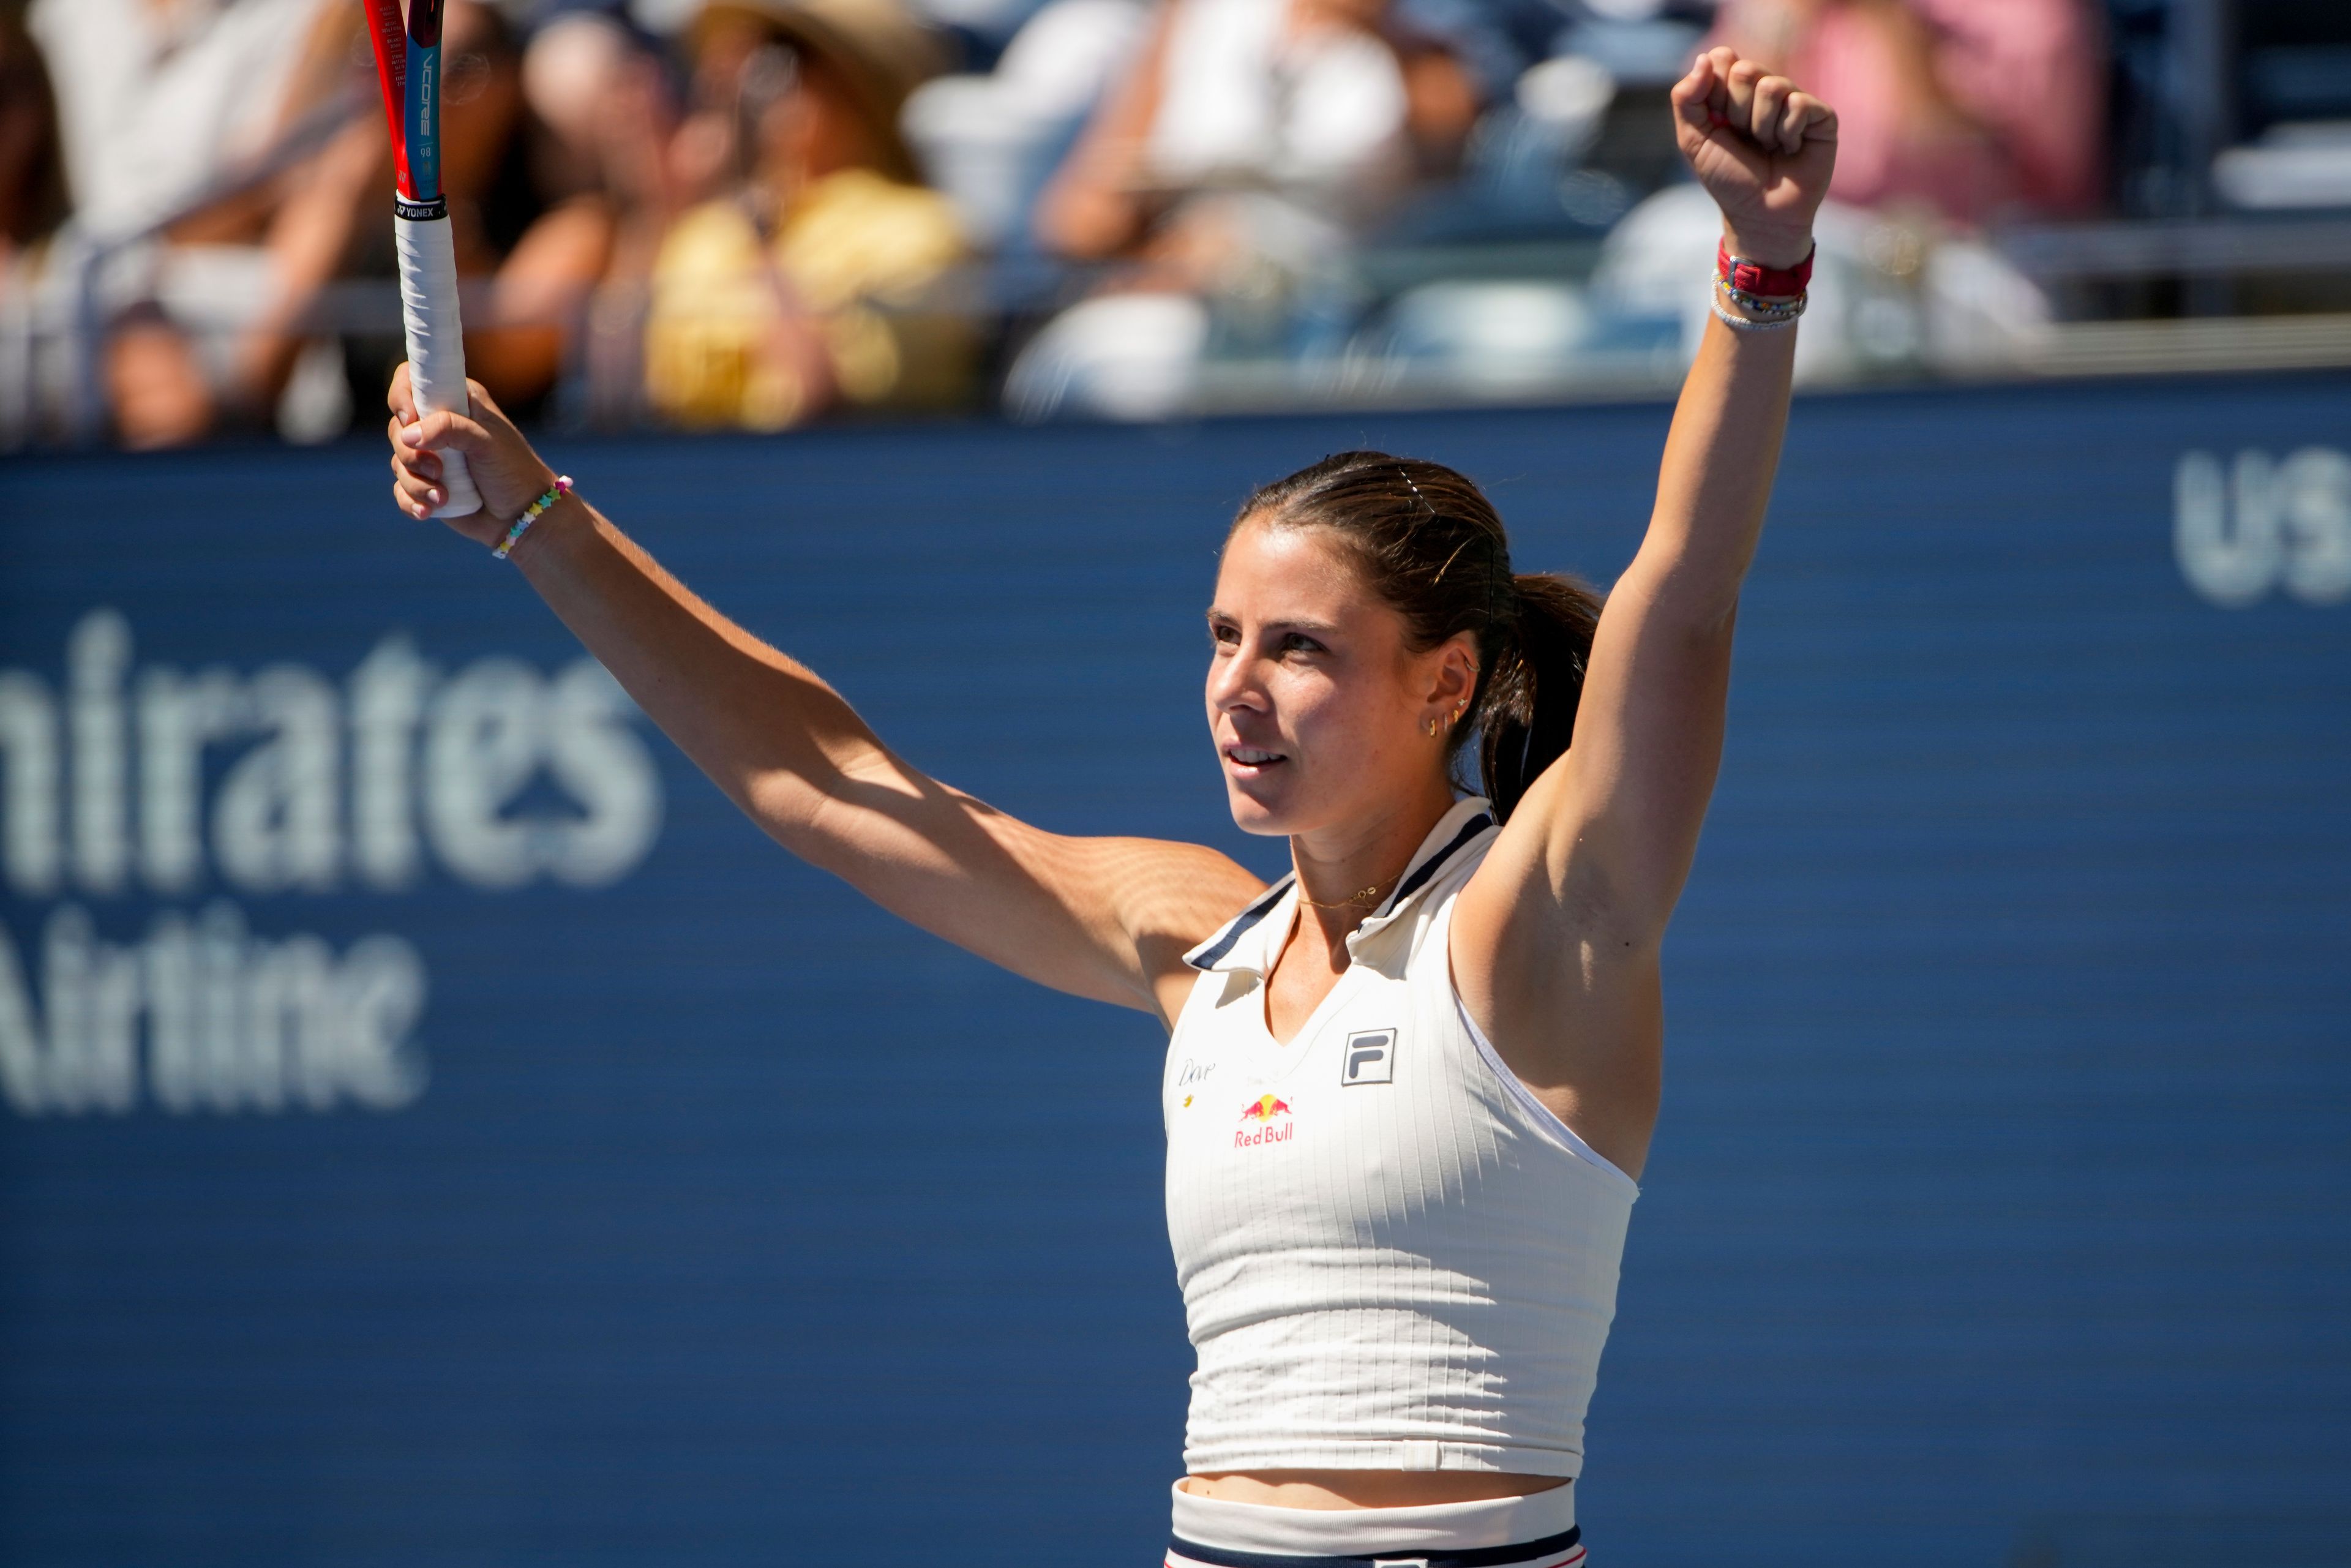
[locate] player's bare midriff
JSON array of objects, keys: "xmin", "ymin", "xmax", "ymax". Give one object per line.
[{"xmin": 1179, "ymin": 1470, "xmax": 1570, "ymax": 1510}]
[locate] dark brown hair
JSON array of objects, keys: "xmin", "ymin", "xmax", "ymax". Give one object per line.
[
  {"xmin": 0, "ymin": 6, "xmax": 69, "ymax": 249},
  {"xmin": 1233, "ymin": 451, "xmax": 1602, "ymax": 824}
]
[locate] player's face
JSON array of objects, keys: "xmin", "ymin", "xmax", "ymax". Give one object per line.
[{"xmin": 1205, "ymin": 517, "xmax": 1451, "ymax": 837}]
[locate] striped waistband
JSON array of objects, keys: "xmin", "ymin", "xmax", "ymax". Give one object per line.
[{"xmin": 1168, "ymin": 1523, "xmax": 1584, "ymax": 1568}]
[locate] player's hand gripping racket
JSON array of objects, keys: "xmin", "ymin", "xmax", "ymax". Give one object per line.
[{"xmin": 364, "ymin": 0, "xmax": 481, "ymax": 517}]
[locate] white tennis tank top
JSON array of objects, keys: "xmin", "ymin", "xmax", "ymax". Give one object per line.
[{"xmin": 1163, "ymin": 797, "xmax": 1639, "ymax": 1477}]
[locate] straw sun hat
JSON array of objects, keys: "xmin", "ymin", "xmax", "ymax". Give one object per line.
[{"xmin": 696, "ymin": 0, "xmax": 947, "ymax": 177}]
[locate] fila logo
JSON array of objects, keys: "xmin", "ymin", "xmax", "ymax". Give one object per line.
[{"xmin": 1342, "ymin": 1029, "xmax": 1396, "ymax": 1086}]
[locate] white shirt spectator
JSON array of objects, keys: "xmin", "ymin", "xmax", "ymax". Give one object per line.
[
  {"xmin": 1144, "ymin": 0, "xmax": 1409, "ymax": 205},
  {"xmin": 29, "ymin": 0, "xmax": 323, "ymax": 236}
]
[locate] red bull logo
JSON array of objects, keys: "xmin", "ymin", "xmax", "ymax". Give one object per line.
[{"xmin": 1235, "ymin": 1093, "xmax": 1294, "ymax": 1149}]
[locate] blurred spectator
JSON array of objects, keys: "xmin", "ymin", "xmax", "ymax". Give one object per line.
[
  {"xmin": 27, "ymin": 0, "xmax": 335, "ymax": 446},
  {"xmin": 231, "ymin": 0, "xmax": 618, "ymax": 436},
  {"xmin": 902, "ymin": 0, "xmax": 1152, "ymax": 252},
  {"xmin": 639, "ymin": 0, "xmax": 972, "ymax": 430},
  {"xmin": 904, "ymin": 0, "xmax": 1494, "ymax": 261},
  {"xmin": 514, "ymin": 2, "xmax": 689, "ymax": 427},
  {"xmin": 43, "ymin": 0, "xmax": 607, "ymax": 446},
  {"xmin": 0, "ymin": 3, "xmax": 67, "ymax": 270},
  {"xmin": 9, "ymin": 0, "xmax": 618, "ymax": 446},
  {"xmin": 0, "ymin": 2, "xmax": 67, "ymax": 447},
  {"xmin": 0, "ymin": 0, "xmax": 2170, "ymax": 439},
  {"xmin": 1009, "ymin": 0, "xmax": 1476, "ymax": 416},
  {"xmin": 1037, "ymin": 0, "xmax": 1467, "ymax": 263},
  {"xmin": 27, "ymin": 0, "xmax": 323, "ymax": 238},
  {"xmin": 1714, "ymin": 0, "xmax": 2104, "ymax": 227},
  {"xmin": 520, "ymin": 1, "xmax": 683, "ymax": 224},
  {"xmin": 1398, "ymin": 0, "xmax": 1548, "ymax": 110}
]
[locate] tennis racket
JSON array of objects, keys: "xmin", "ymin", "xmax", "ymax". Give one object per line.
[{"xmin": 362, "ymin": 0, "xmax": 482, "ymax": 517}]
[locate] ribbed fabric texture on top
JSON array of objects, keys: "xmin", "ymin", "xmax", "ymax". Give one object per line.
[{"xmin": 1163, "ymin": 797, "xmax": 1639, "ymax": 1478}]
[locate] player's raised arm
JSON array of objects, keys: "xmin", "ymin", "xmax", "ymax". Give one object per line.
[
  {"xmin": 1453, "ymin": 48, "xmax": 1836, "ymax": 1169},
  {"xmin": 384, "ymin": 370, "xmax": 1261, "ymax": 1023}
]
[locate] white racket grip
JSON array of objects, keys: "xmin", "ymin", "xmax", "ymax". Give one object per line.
[{"xmin": 394, "ymin": 211, "xmax": 484, "ymax": 519}]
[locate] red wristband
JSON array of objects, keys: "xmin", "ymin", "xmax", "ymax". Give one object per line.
[{"xmin": 1717, "ymin": 239, "xmax": 1815, "ymax": 298}]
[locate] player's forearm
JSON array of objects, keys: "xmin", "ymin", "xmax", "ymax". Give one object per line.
[
  {"xmin": 1635, "ymin": 42, "xmax": 1828, "ymax": 633},
  {"xmin": 512, "ymin": 495, "xmax": 890, "ymax": 845},
  {"xmin": 1634, "ymin": 309, "xmax": 1798, "ymax": 631}
]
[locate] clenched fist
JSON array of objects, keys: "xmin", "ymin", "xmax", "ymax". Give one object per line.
[{"xmin": 1671, "ymin": 46, "xmax": 1837, "ymax": 270}]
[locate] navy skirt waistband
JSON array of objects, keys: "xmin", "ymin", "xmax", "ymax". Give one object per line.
[{"xmin": 1168, "ymin": 1521, "xmax": 1583, "ymax": 1568}]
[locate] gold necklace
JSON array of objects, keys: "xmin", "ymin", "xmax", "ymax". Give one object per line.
[{"xmin": 1296, "ymin": 878, "xmax": 1393, "ymax": 911}]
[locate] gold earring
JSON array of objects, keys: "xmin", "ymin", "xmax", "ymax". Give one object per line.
[{"xmin": 1424, "ymin": 716, "xmax": 1440, "ymax": 738}]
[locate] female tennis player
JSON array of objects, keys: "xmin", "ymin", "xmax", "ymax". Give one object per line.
[{"xmin": 388, "ymin": 47, "xmax": 1832, "ymax": 1567}]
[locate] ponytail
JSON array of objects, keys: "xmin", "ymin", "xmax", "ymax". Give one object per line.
[
  {"xmin": 1234, "ymin": 450, "xmax": 1602, "ymax": 825},
  {"xmin": 1477, "ymin": 574, "xmax": 1602, "ymax": 823}
]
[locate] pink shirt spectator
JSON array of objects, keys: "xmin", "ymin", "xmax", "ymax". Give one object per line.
[{"xmin": 1717, "ymin": 0, "xmax": 2103, "ymax": 225}]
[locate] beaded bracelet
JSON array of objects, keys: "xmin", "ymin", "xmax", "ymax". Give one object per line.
[
  {"xmin": 1713, "ymin": 237, "xmax": 1809, "ymax": 334},
  {"xmin": 1720, "ymin": 281, "xmax": 1806, "ymax": 320},
  {"xmin": 1712, "ymin": 283, "xmax": 1804, "ymax": 332},
  {"xmin": 491, "ymin": 476, "xmax": 572, "ymax": 560}
]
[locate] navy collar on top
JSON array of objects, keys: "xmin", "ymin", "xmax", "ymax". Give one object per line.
[{"xmin": 1182, "ymin": 797, "xmax": 1498, "ymax": 977}]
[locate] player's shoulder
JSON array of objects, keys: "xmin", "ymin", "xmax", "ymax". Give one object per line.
[
  {"xmin": 1083, "ymin": 835, "xmax": 1267, "ymax": 953},
  {"xmin": 1091, "ymin": 838, "xmax": 1268, "ymax": 1028}
]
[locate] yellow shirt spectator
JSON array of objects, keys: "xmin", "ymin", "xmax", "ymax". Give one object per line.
[{"xmin": 645, "ymin": 168, "xmax": 970, "ymax": 430}]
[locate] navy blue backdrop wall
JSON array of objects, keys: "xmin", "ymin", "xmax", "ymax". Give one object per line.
[{"xmin": 3, "ymin": 375, "xmax": 2347, "ymax": 1568}]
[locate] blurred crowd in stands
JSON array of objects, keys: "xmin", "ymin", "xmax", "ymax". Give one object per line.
[{"xmin": 1, "ymin": 0, "xmax": 2346, "ymax": 445}]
